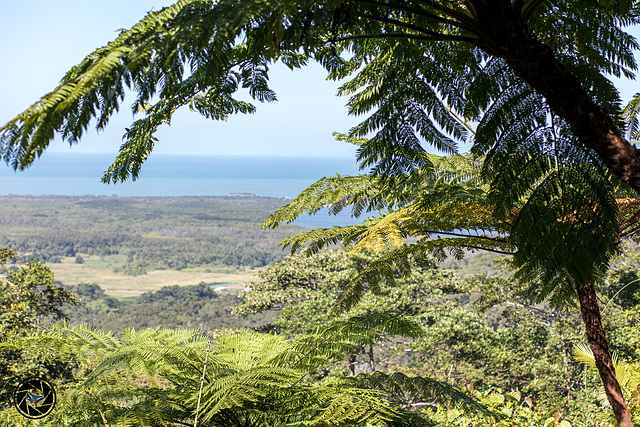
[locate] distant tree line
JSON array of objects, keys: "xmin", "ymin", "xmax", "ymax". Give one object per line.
[
  {"xmin": 0, "ymin": 195, "xmax": 301, "ymax": 273},
  {"xmin": 62, "ymin": 282, "xmax": 277, "ymax": 332}
]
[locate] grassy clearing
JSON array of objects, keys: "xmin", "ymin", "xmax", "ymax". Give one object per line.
[
  {"xmin": 48, "ymin": 256, "xmax": 259, "ymax": 298},
  {"xmin": 80, "ymin": 254, "xmax": 128, "ymax": 269}
]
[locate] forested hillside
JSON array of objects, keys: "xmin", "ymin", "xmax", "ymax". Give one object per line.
[
  {"xmin": 3, "ymin": 190, "xmax": 640, "ymax": 426},
  {"xmin": 62, "ymin": 282, "xmax": 277, "ymax": 332},
  {"xmin": 4, "ymin": 244, "xmax": 640, "ymax": 426}
]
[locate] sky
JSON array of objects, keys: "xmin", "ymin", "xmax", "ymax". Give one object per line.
[
  {"xmin": 1, "ymin": 2, "xmax": 640, "ymax": 161},
  {"xmin": 0, "ymin": 0, "xmax": 361, "ymax": 159}
]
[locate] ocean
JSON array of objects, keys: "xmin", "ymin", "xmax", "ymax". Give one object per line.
[{"xmin": 0, "ymin": 153, "xmax": 365, "ymax": 227}]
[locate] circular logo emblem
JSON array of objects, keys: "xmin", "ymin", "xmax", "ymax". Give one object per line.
[{"xmin": 13, "ymin": 377, "xmax": 56, "ymax": 419}]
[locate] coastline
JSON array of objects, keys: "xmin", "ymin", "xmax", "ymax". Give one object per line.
[{"xmin": 0, "ymin": 153, "xmax": 361, "ymax": 199}]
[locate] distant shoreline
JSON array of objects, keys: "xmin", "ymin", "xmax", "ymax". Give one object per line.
[
  {"xmin": 0, "ymin": 194, "xmax": 358, "ymax": 228},
  {"xmin": 0, "ymin": 153, "xmax": 361, "ymax": 199}
]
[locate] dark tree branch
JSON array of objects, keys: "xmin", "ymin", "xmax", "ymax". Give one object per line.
[
  {"xmin": 500, "ymin": 34, "xmax": 640, "ymax": 195},
  {"xmin": 620, "ymin": 222, "xmax": 640, "ymax": 239},
  {"xmin": 349, "ymin": 0, "xmax": 482, "ymax": 35},
  {"xmin": 521, "ymin": 0, "xmax": 545, "ymax": 21},
  {"xmin": 460, "ymin": 0, "xmax": 482, "ymax": 21},
  {"xmin": 423, "ymin": 230, "xmax": 509, "ymax": 243},
  {"xmin": 413, "ymin": 0, "xmax": 480, "ymax": 29},
  {"xmin": 355, "ymin": 11, "xmax": 445, "ymax": 37},
  {"xmin": 461, "ymin": 245, "xmax": 514, "ymax": 255},
  {"xmin": 333, "ymin": 31, "xmax": 478, "ymax": 45}
]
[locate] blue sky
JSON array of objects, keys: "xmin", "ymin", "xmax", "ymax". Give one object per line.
[
  {"xmin": 1, "ymin": 1, "xmax": 639, "ymax": 160},
  {"xmin": 0, "ymin": 0, "xmax": 360, "ymax": 158}
]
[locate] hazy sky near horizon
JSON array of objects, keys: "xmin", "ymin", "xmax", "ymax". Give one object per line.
[
  {"xmin": 0, "ymin": 0, "xmax": 361, "ymax": 159},
  {"xmin": 1, "ymin": 1, "xmax": 639, "ymax": 161}
]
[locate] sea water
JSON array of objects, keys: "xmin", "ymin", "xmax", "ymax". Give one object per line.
[
  {"xmin": 0, "ymin": 153, "xmax": 365, "ymax": 227},
  {"xmin": 0, "ymin": 153, "xmax": 363, "ymax": 197}
]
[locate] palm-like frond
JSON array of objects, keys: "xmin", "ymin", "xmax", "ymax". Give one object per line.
[
  {"xmin": 331, "ymin": 239, "xmax": 509, "ymax": 313},
  {"xmin": 7, "ymin": 0, "xmax": 635, "ymax": 188},
  {"xmin": 0, "ymin": 322, "xmax": 120, "ymax": 365},
  {"xmin": 0, "ymin": 1, "xmax": 636, "ymax": 313},
  {"xmin": 267, "ymin": 122, "xmax": 630, "ymax": 313},
  {"xmin": 573, "ymin": 343, "xmax": 640, "ymax": 413},
  {"xmin": 284, "ymin": 311, "xmax": 425, "ymax": 370}
]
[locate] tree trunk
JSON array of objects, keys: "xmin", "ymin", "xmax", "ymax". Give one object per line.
[
  {"xmin": 481, "ymin": 17, "xmax": 640, "ymax": 195},
  {"xmin": 443, "ymin": 5, "xmax": 636, "ymax": 424},
  {"xmin": 485, "ymin": 25, "xmax": 639, "ymax": 423},
  {"xmin": 575, "ymin": 280, "xmax": 633, "ymax": 427}
]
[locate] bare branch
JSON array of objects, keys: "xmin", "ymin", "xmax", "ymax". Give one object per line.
[
  {"xmin": 464, "ymin": 245, "xmax": 515, "ymax": 255},
  {"xmin": 355, "ymin": 11, "xmax": 445, "ymax": 36},
  {"xmin": 338, "ymin": 9, "xmax": 482, "ymax": 45}
]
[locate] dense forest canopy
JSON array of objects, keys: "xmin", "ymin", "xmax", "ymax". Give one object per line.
[
  {"xmin": 4, "ymin": 245, "xmax": 640, "ymax": 425},
  {"xmin": 0, "ymin": 195, "xmax": 299, "ymax": 271}
]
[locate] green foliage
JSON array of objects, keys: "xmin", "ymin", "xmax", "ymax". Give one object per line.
[
  {"xmin": 259, "ymin": 128, "xmax": 639, "ymax": 421},
  {"xmin": 0, "ymin": 195, "xmax": 299, "ymax": 271},
  {"xmin": 5, "ymin": 246, "xmax": 640, "ymax": 424},
  {"xmin": 269, "ymin": 136, "xmax": 640, "ymax": 319},
  {"xmin": 604, "ymin": 263, "xmax": 640, "ymax": 309},
  {"xmin": 236, "ymin": 248, "xmax": 450, "ymax": 336},
  {"xmin": 234, "ymin": 249, "xmax": 364, "ymax": 316},
  {"xmin": 0, "ymin": 321, "xmax": 486, "ymax": 427},
  {"xmin": 623, "ymin": 93, "xmax": 640, "ymax": 144},
  {"xmin": 239, "ymin": 249, "xmax": 584, "ymax": 412},
  {"xmin": 429, "ymin": 387, "xmax": 593, "ymax": 427},
  {"xmin": 3, "ymin": 3, "xmax": 640, "ymax": 419},
  {"xmin": 263, "ymin": 153, "xmax": 522, "ymax": 311},
  {"xmin": 1, "ymin": 0, "xmax": 638, "ymax": 199},
  {"xmin": 0, "ymin": 249, "xmax": 77, "ymax": 407},
  {"xmin": 0, "ymin": 250, "xmax": 77, "ymax": 338},
  {"xmin": 573, "ymin": 343, "xmax": 640, "ymax": 425},
  {"xmin": 234, "ymin": 248, "xmax": 640, "ymax": 421},
  {"xmin": 63, "ymin": 282, "xmax": 277, "ymax": 333}
]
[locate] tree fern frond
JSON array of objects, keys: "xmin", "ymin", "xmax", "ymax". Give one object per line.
[
  {"xmin": 334, "ymin": 239, "xmax": 511, "ymax": 313},
  {"xmin": 622, "ymin": 92, "xmax": 640, "ymax": 143},
  {"xmin": 348, "ymin": 371, "xmax": 493, "ymax": 418},
  {"xmin": 287, "ymin": 311, "xmax": 425, "ymax": 369},
  {"xmin": 262, "ymin": 174, "xmax": 378, "ymax": 228}
]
